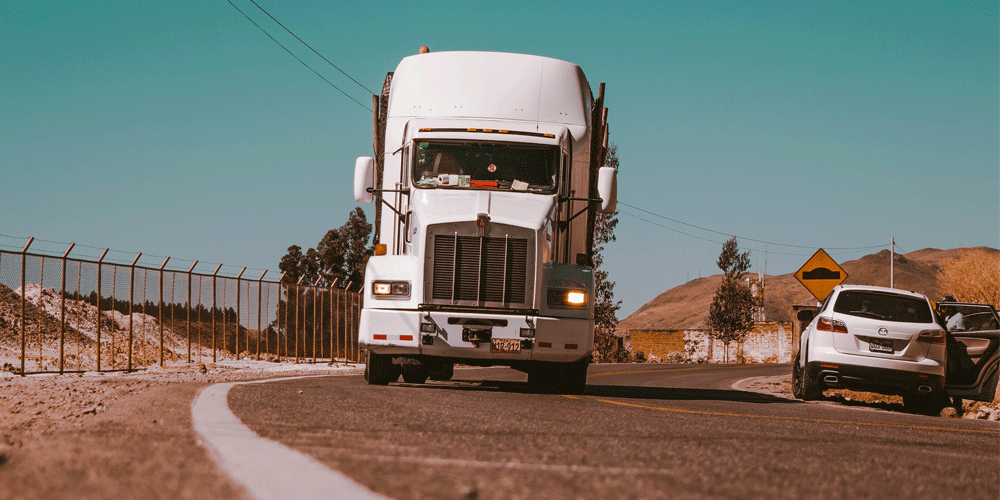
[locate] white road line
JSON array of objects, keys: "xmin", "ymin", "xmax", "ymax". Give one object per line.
[{"xmin": 191, "ymin": 376, "xmax": 391, "ymax": 500}]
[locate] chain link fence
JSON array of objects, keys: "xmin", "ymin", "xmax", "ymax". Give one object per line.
[{"xmin": 0, "ymin": 237, "xmax": 362, "ymax": 375}]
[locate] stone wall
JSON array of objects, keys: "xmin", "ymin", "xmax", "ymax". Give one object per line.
[{"xmin": 629, "ymin": 323, "xmax": 792, "ymax": 363}]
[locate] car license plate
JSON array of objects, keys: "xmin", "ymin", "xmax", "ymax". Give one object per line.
[
  {"xmin": 490, "ymin": 338, "xmax": 521, "ymax": 354},
  {"xmin": 869, "ymin": 338, "xmax": 893, "ymax": 353}
]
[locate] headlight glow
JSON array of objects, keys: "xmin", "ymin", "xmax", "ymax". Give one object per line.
[
  {"xmin": 372, "ymin": 281, "xmax": 410, "ymax": 298},
  {"xmin": 547, "ymin": 288, "xmax": 588, "ymax": 308}
]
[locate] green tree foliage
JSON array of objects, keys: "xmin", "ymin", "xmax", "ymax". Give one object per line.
[
  {"xmin": 279, "ymin": 207, "xmax": 373, "ymax": 288},
  {"xmin": 275, "ymin": 208, "xmax": 373, "ymax": 356},
  {"xmin": 591, "ymin": 144, "xmax": 630, "ymax": 363},
  {"xmin": 707, "ymin": 236, "xmax": 754, "ymax": 362}
]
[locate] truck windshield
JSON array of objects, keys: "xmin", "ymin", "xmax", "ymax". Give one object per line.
[{"xmin": 413, "ymin": 141, "xmax": 559, "ymax": 193}]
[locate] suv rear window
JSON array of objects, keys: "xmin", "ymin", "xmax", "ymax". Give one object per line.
[{"xmin": 833, "ymin": 291, "xmax": 933, "ymax": 323}]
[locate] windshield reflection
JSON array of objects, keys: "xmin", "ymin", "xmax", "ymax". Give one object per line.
[{"xmin": 413, "ymin": 141, "xmax": 559, "ymax": 193}]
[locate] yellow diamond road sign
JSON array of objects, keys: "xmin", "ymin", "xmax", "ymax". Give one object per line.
[{"xmin": 795, "ymin": 248, "xmax": 848, "ymax": 302}]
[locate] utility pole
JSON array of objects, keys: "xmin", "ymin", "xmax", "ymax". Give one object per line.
[{"xmin": 890, "ymin": 237, "xmax": 895, "ymax": 289}]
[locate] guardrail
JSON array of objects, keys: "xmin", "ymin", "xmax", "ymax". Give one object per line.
[{"xmin": 0, "ymin": 237, "xmax": 362, "ymax": 375}]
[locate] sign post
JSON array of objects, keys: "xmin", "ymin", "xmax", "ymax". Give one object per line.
[{"xmin": 794, "ymin": 248, "xmax": 848, "ymax": 302}]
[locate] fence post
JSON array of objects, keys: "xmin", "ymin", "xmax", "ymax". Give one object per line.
[
  {"xmin": 235, "ymin": 267, "xmax": 246, "ymax": 358},
  {"xmin": 186, "ymin": 260, "xmax": 197, "ymax": 364},
  {"xmin": 328, "ymin": 284, "xmax": 333, "ymax": 363},
  {"xmin": 96, "ymin": 248, "xmax": 108, "ymax": 372},
  {"xmin": 276, "ymin": 271, "xmax": 286, "ymax": 362},
  {"xmin": 313, "ymin": 276, "xmax": 321, "ymax": 363},
  {"xmin": 58, "ymin": 243, "xmax": 75, "ymax": 374},
  {"xmin": 282, "ymin": 282, "xmax": 288, "ymax": 363},
  {"xmin": 295, "ymin": 275, "xmax": 305, "ymax": 364},
  {"xmin": 353, "ymin": 289, "xmax": 359, "ymax": 363},
  {"xmin": 158, "ymin": 257, "xmax": 170, "ymax": 367},
  {"xmin": 128, "ymin": 252, "xmax": 141, "ymax": 372},
  {"xmin": 19, "ymin": 237, "xmax": 34, "ymax": 376},
  {"xmin": 211, "ymin": 263, "xmax": 222, "ymax": 363},
  {"xmin": 257, "ymin": 270, "xmax": 266, "ymax": 361}
]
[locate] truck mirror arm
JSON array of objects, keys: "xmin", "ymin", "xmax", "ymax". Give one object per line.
[
  {"xmin": 559, "ymin": 196, "xmax": 606, "ymax": 222},
  {"xmin": 367, "ymin": 187, "xmax": 410, "ymax": 220}
]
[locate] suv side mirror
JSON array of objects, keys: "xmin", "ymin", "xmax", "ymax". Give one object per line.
[
  {"xmin": 797, "ymin": 310, "xmax": 815, "ymax": 323},
  {"xmin": 354, "ymin": 156, "xmax": 374, "ymax": 203},
  {"xmin": 597, "ymin": 166, "xmax": 617, "ymax": 213}
]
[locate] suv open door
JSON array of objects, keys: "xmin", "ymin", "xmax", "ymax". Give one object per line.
[{"xmin": 937, "ymin": 301, "xmax": 1000, "ymax": 402}]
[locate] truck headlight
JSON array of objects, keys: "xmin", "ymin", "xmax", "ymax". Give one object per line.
[
  {"xmin": 547, "ymin": 288, "xmax": 587, "ymax": 307},
  {"xmin": 372, "ymin": 281, "xmax": 410, "ymax": 298}
]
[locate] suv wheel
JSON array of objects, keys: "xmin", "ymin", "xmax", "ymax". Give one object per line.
[
  {"xmin": 903, "ymin": 393, "xmax": 948, "ymax": 416},
  {"xmin": 792, "ymin": 355, "xmax": 822, "ymax": 401}
]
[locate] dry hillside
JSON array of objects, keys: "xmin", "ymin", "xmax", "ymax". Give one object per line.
[{"xmin": 620, "ymin": 247, "xmax": 998, "ymax": 331}]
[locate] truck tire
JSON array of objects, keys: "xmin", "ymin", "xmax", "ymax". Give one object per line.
[
  {"xmin": 428, "ymin": 362, "xmax": 454, "ymax": 381},
  {"xmin": 401, "ymin": 363, "xmax": 429, "ymax": 384},
  {"xmin": 527, "ymin": 363, "xmax": 558, "ymax": 393},
  {"xmin": 556, "ymin": 360, "xmax": 589, "ymax": 395},
  {"xmin": 365, "ymin": 352, "xmax": 399, "ymax": 385}
]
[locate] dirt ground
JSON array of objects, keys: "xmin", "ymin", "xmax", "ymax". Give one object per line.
[
  {"xmin": 743, "ymin": 374, "xmax": 1000, "ymax": 420},
  {"xmin": 1, "ymin": 362, "xmax": 996, "ymax": 499},
  {"xmin": 0, "ymin": 360, "xmax": 362, "ymax": 500}
]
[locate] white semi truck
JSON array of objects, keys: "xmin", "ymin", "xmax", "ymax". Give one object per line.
[{"xmin": 352, "ymin": 50, "xmax": 615, "ymax": 394}]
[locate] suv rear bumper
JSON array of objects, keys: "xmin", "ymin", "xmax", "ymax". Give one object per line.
[{"xmin": 805, "ymin": 360, "xmax": 946, "ymax": 396}]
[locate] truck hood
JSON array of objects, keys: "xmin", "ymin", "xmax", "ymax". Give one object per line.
[{"xmin": 410, "ymin": 189, "xmax": 554, "ymax": 230}]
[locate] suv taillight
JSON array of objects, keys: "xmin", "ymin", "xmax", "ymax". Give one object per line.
[
  {"xmin": 817, "ymin": 317, "xmax": 848, "ymax": 333},
  {"xmin": 916, "ymin": 329, "xmax": 946, "ymax": 344}
]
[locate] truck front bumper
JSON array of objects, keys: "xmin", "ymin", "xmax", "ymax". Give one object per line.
[{"xmin": 359, "ymin": 308, "xmax": 593, "ymax": 364}]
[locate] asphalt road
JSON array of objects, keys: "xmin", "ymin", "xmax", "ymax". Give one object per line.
[{"xmin": 228, "ymin": 364, "xmax": 1000, "ymax": 500}]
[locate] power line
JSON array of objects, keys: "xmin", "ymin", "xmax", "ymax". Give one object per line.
[
  {"xmin": 618, "ymin": 208, "xmax": 812, "ymax": 256},
  {"xmin": 244, "ymin": 0, "xmax": 376, "ymax": 96},
  {"xmin": 226, "ymin": 0, "xmax": 371, "ymax": 112},
  {"xmin": 619, "ymin": 201, "xmax": 887, "ymax": 252}
]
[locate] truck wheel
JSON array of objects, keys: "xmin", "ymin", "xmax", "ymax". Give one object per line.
[
  {"xmin": 428, "ymin": 362, "xmax": 454, "ymax": 381},
  {"xmin": 556, "ymin": 360, "xmax": 589, "ymax": 395},
  {"xmin": 401, "ymin": 363, "xmax": 429, "ymax": 384},
  {"xmin": 365, "ymin": 352, "xmax": 399, "ymax": 385},
  {"xmin": 527, "ymin": 363, "xmax": 558, "ymax": 393}
]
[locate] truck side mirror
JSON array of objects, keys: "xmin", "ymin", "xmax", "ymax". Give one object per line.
[
  {"xmin": 597, "ymin": 166, "xmax": 617, "ymax": 213},
  {"xmin": 354, "ymin": 156, "xmax": 374, "ymax": 203}
]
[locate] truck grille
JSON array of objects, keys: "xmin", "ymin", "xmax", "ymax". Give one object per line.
[{"xmin": 426, "ymin": 226, "xmax": 533, "ymax": 308}]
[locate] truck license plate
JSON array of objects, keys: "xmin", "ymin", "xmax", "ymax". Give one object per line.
[
  {"xmin": 868, "ymin": 338, "xmax": 893, "ymax": 353},
  {"xmin": 490, "ymin": 338, "xmax": 521, "ymax": 354}
]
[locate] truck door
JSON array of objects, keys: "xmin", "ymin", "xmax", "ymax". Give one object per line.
[{"xmin": 941, "ymin": 302, "xmax": 1000, "ymax": 402}]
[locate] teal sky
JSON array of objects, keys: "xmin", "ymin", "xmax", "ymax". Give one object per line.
[{"xmin": 3, "ymin": 1, "xmax": 998, "ymax": 317}]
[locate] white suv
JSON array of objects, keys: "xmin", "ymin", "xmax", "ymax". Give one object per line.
[{"xmin": 792, "ymin": 285, "xmax": 947, "ymax": 413}]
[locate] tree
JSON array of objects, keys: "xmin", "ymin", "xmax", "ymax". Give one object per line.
[
  {"xmin": 707, "ymin": 236, "xmax": 754, "ymax": 363},
  {"xmin": 275, "ymin": 208, "xmax": 374, "ymax": 358},
  {"xmin": 591, "ymin": 144, "xmax": 629, "ymax": 363},
  {"xmin": 938, "ymin": 248, "xmax": 1000, "ymax": 307},
  {"xmin": 279, "ymin": 207, "xmax": 373, "ymax": 288}
]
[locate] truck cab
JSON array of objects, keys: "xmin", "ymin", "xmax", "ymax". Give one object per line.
[{"xmin": 352, "ymin": 51, "xmax": 614, "ymax": 393}]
